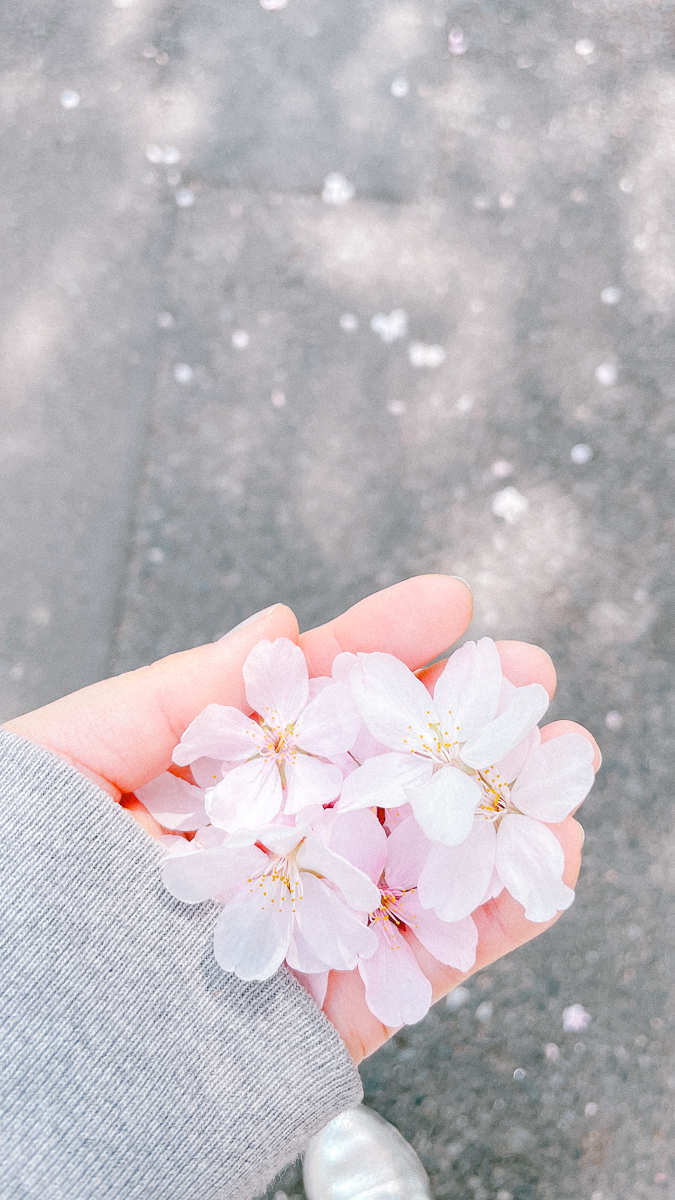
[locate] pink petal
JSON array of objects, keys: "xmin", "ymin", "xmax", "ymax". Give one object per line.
[
  {"xmin": 190, "ymin": 757, "xmax": 225, "ymax": 789},
  {"xmin": 288, "ymin": 966, "xmax": 329, "ymax": 1007},
  {"xmin": 461, "ymin": 683, "xmax": 549, "ymax": 769},
  {"xmin": 173, "ymin": 704, "xmax": 264, "ymax": 766},
  {"xmin": 307, "ymin": 676, "xmax": 332, "ymax": 699},
  {"xmin": 495, "ymin": 814, "xmax": 574, "ymax": 922},
  {"xmin": 136, "ymin": 772, "xmax": 208, "ymax": 832},
  {"xmin": 294, "ymin": 873, "xmax": 377, "ymax": 970},
  {"xmin": 283, "ymin": 755, "xmax": 343, "ymax": 814},
  {"xmin": 337, "ymin": 751, "xmax": 432, "ymax": 812},
  {"xmin": 207, "ymin": 758, "xmax": 282, "ymax": 831},
  {"xmin": 351, "ymin": 652, "xmax": 440, "ymax": 753},
  {"xmin": 358, "ymin": 923, "xmax": 432, "ymax": 1027},
  {"xmin": 294, "ymin": 681, "xmax": 361, "ymax": 756},
  {"xmin": 384, "ymin": 816, "xmax": 432, "ymax": 890},
  {"xmin": 407, "ymin": 767, "xmax": 481, "ymax": 846},
  {"xmin": 490, "ymin": 725, "xmax": 541, "ymax": 786},
  {"xmin": 213, "ymin": 887, "xmax": 293, "ymax": 980},
  {"xmin": 417, "ymin": 817, "xmax": 496, "ymax": 921},
  {"xmin": 510, "ymin": 733, "xmax": 595, "ymax": 822},
  {"xmin": 351, "ymin": 723, "xmax": 389, "ymax": 764},
  {"xmin": 162, "ymin": 843, "xmax": 266, "ymax": 903},
  {"xmin": 297, "ymin": 833, "xmax": 381, "ymax": 912},
  {"xmin": 243, "ymin": 637, "xmax": 309, "ymax": 727},
  {"xmin": 286, "ymin": 927, "xmax": 332, "ymax": 974},
  {"xmin": 401, "ymin": 900, "xmax": 478, "ymax": 972},
  {"xmin": 194, "ymin": 825, "xmax": 229, "ymax": 849},
  {"xmin": 433, "ymin": 637, "xmax": 502, "ymax": 743},
  {"xmin": 384, "ymin": 802, "xmax": 414, "ymax": 831},
  {"xmin": 479, "ymin": 866, "xmax": 504, "ymax": 903},
  {"xmin": 157, "ymin": 833, "xmax": 193, "ymax": 854},
  {"xmin": 330, "ymin": 651, "xmax": 358, "ymax": 683},
  {"xmin": 325, "ymin": 809, "xmax": 387, "ymax": 883},
  {"xmin": 332, "ymin": 657, "xmax": 388, "ymax": 762}
]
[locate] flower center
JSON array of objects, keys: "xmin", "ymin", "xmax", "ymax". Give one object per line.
[
  {"xmin": 476, "ymin": 770, "xmax": 516, "ymax": 823},
  {"xmin": 259, "ymin": 720, "xmax": 296, "ymax": 760},
  {"xmin": 368, "ymin": 882, "xmax": 417, "ymax": 949},
  {"xmin": 252, "ymin": 847, "xmax": 304, "ymax": 914}
]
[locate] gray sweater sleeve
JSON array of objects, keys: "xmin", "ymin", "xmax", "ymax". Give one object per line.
[{"xmin": 0, "ymin": 730, "xmax": 362, "ymax": 1200}]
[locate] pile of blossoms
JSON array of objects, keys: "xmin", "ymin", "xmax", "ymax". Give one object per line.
[{"xmin": 138, "ymin": 637, "xmax": 596, "ymax": 1027}]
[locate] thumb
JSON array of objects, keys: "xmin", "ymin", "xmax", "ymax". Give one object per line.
[{"xmin": 2, "ymin": 604, "xmax": 298, "ymax": 799}]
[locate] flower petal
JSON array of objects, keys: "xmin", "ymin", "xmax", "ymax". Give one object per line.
[
  {"xmin": 243, "ymin": 637, "xmax": 309, "ymax": 727},
  {"xmin": 495, "ymin": 813, "xmax": 574, "ymax": 922},
  {"xmin": 401, "ymin": 901, "xmax": 478, "ymax": 972},
  {"xmin": 170, "ymin": 700, "xmax": 263, "ymax": 768},
  {"xmin": 358, "ymin": 922, "xmax": 432, "ymax": 1027},
  {"xmin": 325, "ymin": 809, "xmax": 388, "ymax": 884},
  {"xmin": 136, "ymin": 772, "xmax": 208, "ymax": 832},
  {"xmin": 510, "ymin": 733, "xmax": 596, "ymax": 822},
  {"xmin": 433, "ymin": 637, "xmax": 502, "ymax": 743},
  {"xmin": 384, "ymin": 815, "xmax": 433, "ymax": 890},
  {"xmin": 173, "ymin": 703, "xmax": 264, "ymax": 766},
  {"xmin": 351, "ymin": 652, "xmax": 440, "ymax": 754},
  {"xmin": 490, "ymin": 725, "xmax": 541, "ymax": 787},
  {"xmin": 418, "ymin": 817, "xmax": 496, "ymax": 921},
  {"xmin": 190, "ymin": 756, "xmax": 224, "ymax": 789},
  {"xmin": 162, "ymin": 843, "xmax": 266, "ymax": 903},
  {"xmin": 461, "ymin": 683, "xmax": 549, "ymax": 769},
  {"xmin": 297, "ymin": 833, "xmax": 381, "ymax": 912},
  {"xmin": 286, "ymin": 927, "xmax": 333, "ymax": 974},
  {"xmin": 213, "ymin": 887, "xmax": 293, "ymax": 980},
  {"xmin": 283, "ymin": 755, "xmax": 343, "ymax": 815},
  {"xmin": 294, "ymin": 681, "xmax": 361, "ymax": 756},
  {"xmin": 337, "ymin": 752, "xmax": 432, "ymax": 812},
  {"xmin": 207, "ymin": 758, "xmax": 282, "ymax": 831},
  {"xmin": 406, "ymin": 767, "xmax": 481, "ymax": 846},
  {"xmin": 330, "ymin": 651, "xmax": 358, "ymax": 683},
  {"xmin": 479, "ymin": 866, "xmax": 504, "ymax": 903},
  {"xmin": 294, "ymin": 873, "xmax": 377, "ymax": 970}
]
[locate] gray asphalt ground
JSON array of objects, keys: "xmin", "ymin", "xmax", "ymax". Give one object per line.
[{"xmin": 2, "ymin": 1, "xmax": 674, "ymax": 1198}]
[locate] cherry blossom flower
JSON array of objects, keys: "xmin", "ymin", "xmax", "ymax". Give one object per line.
[
  {"xmin": 162, "ymin": 811, "xmax": 380, "ymax": 981},
  {"xmin": 172, "ymin": 638, "xmax": 360, "ymax": 831},
  {"xmin": 329, "ymin": 810, "xmax": 478, "ymax": 1026},
  {"xmin": 417, "ymin": 726, "xmax": 596, "ymax": 923},
  {"xmin": 338, "ymin": 639, "xmax": 550, "ymax": 847}
]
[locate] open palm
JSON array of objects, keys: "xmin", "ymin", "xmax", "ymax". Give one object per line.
[{"xmin": 4, "ymin": 575, "xmax": 598, "ymax": 1063}]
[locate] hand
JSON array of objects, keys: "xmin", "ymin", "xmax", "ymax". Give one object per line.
[{"xmin": 3, "ymin": 575, "xmax": 599, "ymax": 1064}]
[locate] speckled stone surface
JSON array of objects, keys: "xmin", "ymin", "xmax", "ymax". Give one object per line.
[{"xmin": 2, "ymin": 1, "xmax": 675, "ymax": 1198}]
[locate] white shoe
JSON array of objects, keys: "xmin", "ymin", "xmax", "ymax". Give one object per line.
[{"xmin": 303, "ymin": 1105, "xmax": 432, "ymax": 1200}]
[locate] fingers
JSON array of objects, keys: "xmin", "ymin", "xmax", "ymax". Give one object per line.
[
  {"xmin": 322, "ymin": 967, "xmax": 390, "ymax": 1065},
  {"xmin": 3, "ymin": 604, "xmax": 298, "ymax": 799},
  {"xmin": 495, "ymin": 640, "xmax": 557, "ymax": 697},
  {"xmin": 299, "ymin": 575, "xmax": 473, "ymax": 678}
]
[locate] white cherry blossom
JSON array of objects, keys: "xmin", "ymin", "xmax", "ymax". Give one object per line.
[
  {"xmin": 162, "ymin": 811, "xmax": 380, "ymax": 981},
  {"xmin": 417, "ymin": 728, "xmax": 596, "ymax": 923},
  {"xmin": 329, "ymin": 809, "xmax": 478, "ymax": 1026},
  {"xmin": 172, "ymin": 638, "xmax": 360, "ymax": 831},
  {"xmin": 338, "ymin": 639, "xmax": 550, "ymax": 847}
]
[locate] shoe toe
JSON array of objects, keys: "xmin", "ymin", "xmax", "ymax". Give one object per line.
[{"xmin": 303, "ymin": 1105, "xmax": 431, "ymax": 1200}]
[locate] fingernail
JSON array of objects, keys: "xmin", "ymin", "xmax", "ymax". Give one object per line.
[
  {"xmin": 451, "ymin": 574, "xmax": 473, "ymax": 593},
  {"xmin": 217, "ymin": 604, "xmax": 281, "ymax": 640}
]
